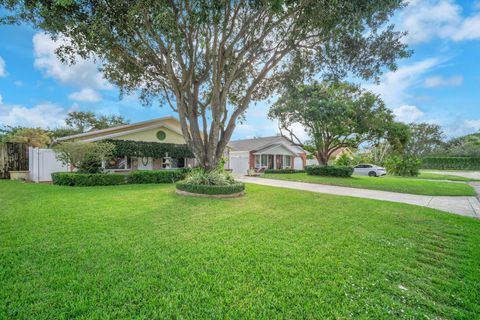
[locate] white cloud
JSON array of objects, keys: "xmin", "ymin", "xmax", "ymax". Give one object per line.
[
  {"xmin": 33, "ymin": 32, "xmax": 111, "ymax": 90},
  {"xmin": 393, "ymin": 105, "xmax": 424, "ymax": 123},
  {"xmin": 464, "ymin": 119, "xmax": 480, "ymax": 131},
  {"xmin": 68, "ymin": 88, "xmax": 101, "ymax": 102},
  {"xmin": 0, "ymin": 56, "xmax": 7, "ymax": 77},
  {"xmin": 424, "ymin": 75, "xmax": 463, "ymax": 88},
  {"xmin": 0, "ymin": 94, "xmax": 3, "ymax": 104},
  {"xmin": 365, "ymin": 58, "xmax": 440, "ymax": 107},
  {"xmin": 452, "ymin": 15, "xmax": 480, "ymax": 41},
  {"xmin": 284, "ymin": 122, "xmax": 309, "ymax": 142},
  {"xmin": 0, "ymin": 103, "xmax": 67, "ymax": 128},
  {"xmin": 400, "ymin": 0, "xmax": 480, "ymax": 44}
]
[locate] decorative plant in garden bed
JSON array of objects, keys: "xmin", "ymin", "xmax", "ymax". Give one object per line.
[{"xmin": 176, "ymin": 169, "xmax": 245, "ymax": 197}]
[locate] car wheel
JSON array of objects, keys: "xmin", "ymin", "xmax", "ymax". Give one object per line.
[{"xmin": 368, "ymin": 171, "xmax": 377, "ymax": 177}]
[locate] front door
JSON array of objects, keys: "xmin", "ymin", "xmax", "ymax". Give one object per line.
[{"xmin": 137, "ymin": 157, "xmax": 153, "ymax": 170}]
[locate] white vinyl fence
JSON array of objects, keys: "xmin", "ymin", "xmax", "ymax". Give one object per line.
[{"xmin": 29, "ymin": 147, "xmax": 69, "ymax": 182}]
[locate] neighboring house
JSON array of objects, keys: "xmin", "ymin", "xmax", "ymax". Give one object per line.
[
  {"xmin": 330, "ymin": 147, "xmax": 354, "ymax": 160},
  {"xmin": 305, "ymin": 147, "xmax": 355, "ymax": 166},
  {"xmin": 226, "ymin": 136, "xmax": 307, "ymax": 174},
  {"xmin": 56, "ymin": 116, "xmax": 195, "ymax": 171}
]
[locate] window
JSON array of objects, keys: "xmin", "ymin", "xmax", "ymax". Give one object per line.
[
  {"xmin": 255, "ymin": 155, "xmax": 261, "ymax": 168},
  {"xmin": 283, "ymin": 155, "xmax": 291, "ymax": 168},
  {"xmin": 261, "ymin": 155, "xmax": 269, "ymax": 167},
  {"xmin": 105, "ymin": 156, "xmax": 131, "ymax": 170}
]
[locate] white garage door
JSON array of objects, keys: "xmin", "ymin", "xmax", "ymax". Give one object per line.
[
  {"xmin": 294, "ymin": 157, "xmax": 303, "ymax": 170},
  {"xmin": 230, "ymin": 155, "xmax": 250, "ymax": 174}
]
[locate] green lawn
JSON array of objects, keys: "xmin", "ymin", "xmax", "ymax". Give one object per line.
[
  {"xmin": 418, "ymin": 171, "xmax": 480, "ymax": 182},
  {"xmin": 261, "ymin": 173, "xmax": 476, "ymax": 196},
  {"xmin": 1, "ymin": 181, "xmax": 480, "ymax": 318}
]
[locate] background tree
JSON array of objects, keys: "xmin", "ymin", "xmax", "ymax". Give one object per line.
[
  {"xmin": 269, "ymin": 82, "xmax": 396, "ymax": 165},
  {"xmin": 1, "ymin": 0, "xmax": 409, "ymax": 170},
  {"xmin": 1, "ymin": 127, "xmax": 52, "ymax": 147},
  {"xmin": 65, "ymin": 111, "xmax": 129, "ymax": 133},
  {"xmin": 405, "ymin": 122, "xmax": 444, "ymax": 157},
  {"xmin": 436, "ymin": 132, "xmax": 480, "ymax": 157},
  {"xmin": 65, "ymin": 112, "xmax": 98, "ymax": 133},
  {"xmin": 366, "ymin": 122, "xmax": 411, "ymax": 165}
]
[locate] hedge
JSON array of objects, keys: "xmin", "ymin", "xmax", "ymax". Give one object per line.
[
  {"xmin": 176, "ymin": 181, "xmax": 245, "ymax": 195},
  {"xmin": 107, "ymin": 140, "xmax": 193, "ymax": 159},
  {"xmin": 127, "ymin": 169, "xmax": 188, "ymax": 184},
  {"xmin": 305, "ymin": 165, "xmax": 353, "ymax": 177},
  {"xmin": 51, "ymin": 172, "xmax": 126, "ymax": 186},
  {"xmin": 421, "ymin": 157, "xmax": 480, "ymax": 170},
  {"xmin": 263, "ymin": 169, "xmax": 305, "ymax": 174},
  {"xmin": 52, "ymin": 169, "xmax": 190, "ymax": 186}
]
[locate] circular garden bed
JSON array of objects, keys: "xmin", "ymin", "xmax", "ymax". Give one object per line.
[{"xmin": 175, "ymin": 181, "xmax": 245, "ymax": 198}]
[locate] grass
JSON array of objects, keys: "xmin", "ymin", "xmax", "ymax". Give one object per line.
[
  {"xmin": 1, "ymin": 181, "xmax": 480, "ymax": 319},
  {"xmin": 417, "ymin": 171, "xmax": 480, "ymax": 182},
  {"xmin": 261, "ymin": 173, "xmax": 476, "ymax": 196}
]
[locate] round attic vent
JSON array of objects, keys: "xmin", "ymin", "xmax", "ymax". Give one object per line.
[{"xmin": 156, "ymin": 130, "xmax": 166, "ymax": 141}]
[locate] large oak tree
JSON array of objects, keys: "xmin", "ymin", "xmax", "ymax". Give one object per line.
[
  {"xmin": 269, "ymin": 82, "xmax": 399, "ymax": 165},
  {"xmin": 1, "ymin": 0, "xmax": 409, "ymax": 169}
]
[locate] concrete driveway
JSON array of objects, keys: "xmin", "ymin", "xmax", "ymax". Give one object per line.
[{"xmin": 237, "ymin": 176, "xmax": 480, "ymax": 218}]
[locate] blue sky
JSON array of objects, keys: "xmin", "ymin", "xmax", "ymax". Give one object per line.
[{"xmin": 0, "ymin": 0, "xmax": 479, "ymax": 140}]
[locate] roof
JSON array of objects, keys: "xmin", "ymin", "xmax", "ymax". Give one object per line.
[
  {"xmin": 330, "ymin": 147, "xmax": 354, "ymax": 158},
  {"xmin": 56, "ymin": 116, "xmax": 181, "ymax": 142},
  {"xmin": 228, "ymin": 135, "xmax": 305, "ymax": 154}
]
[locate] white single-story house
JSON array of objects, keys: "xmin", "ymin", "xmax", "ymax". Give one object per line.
[
  {"xmin": 56, "ymin": 116, "xmax": 196, "ymax": 171},
  {"xmin": 226, "ymin": 136, "xmax": 307, "ymax": 174},
  {"xmin": 29, "ymin": 116, "xmax": 197, "ymax": 182}
]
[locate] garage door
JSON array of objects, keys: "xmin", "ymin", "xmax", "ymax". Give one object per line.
[
  {"xmin": 230, "ymin": 155, "xmax": 249, "ymax": 174},
  {"xmin": 294, "ymin": 157, "xmax": 303, "ymax": 170}
]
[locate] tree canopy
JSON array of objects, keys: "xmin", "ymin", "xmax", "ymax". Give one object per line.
[
  {"xmin": 65, "ymin": 111, "xmax": 129, "ymax": 133},
  {"xmin": 437, "ymin": 132, "xmax": 480, "ymax": 157},
  {"xmin": 1, "ymin": 0, "xmax": 409, "ymax": 169},
  {"xmin": 0, "ymin": 126, "xmax": 52, "ymax": 147},
  {"xmin": 405, "ymin": 122, "xmax": 444, "ymax": 157},
  {"xmin": 269, "ymin": 82, "xmax": 398, "ymax": 164}
]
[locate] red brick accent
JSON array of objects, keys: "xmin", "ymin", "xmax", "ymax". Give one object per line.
[
  {"xmin": 300, "ymin": 153, "xmax": 307, "ymax": 168},
  {"xmin": 249, "ymin": 152, "xmax": 255, "ymax": 169}
]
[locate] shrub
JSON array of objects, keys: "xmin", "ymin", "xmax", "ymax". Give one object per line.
[
  {"xmin": 53, "ymin": 141, "xmax": 116, "ymax": 173},
  {"xmin": 305, "ymin": 165, "xmax": 353, "ymax": 177},
  {"xmin": 421, "ymin": 157, "xmax": 480, "ymax": 170},
  {"xmin": 51, "ymin": 172, "xmax": 126, "ymax": 186},
  {"xmin": 77, "ymin": 154, "xmax": 103, "ymax": 174},
  {"xmin": 126, "ymin": 169, "xmax": 188, "ymax": 184},
  {"xmin": 183, "ymin": 168, "xmax": 235, "ymax": 186},
  {"xmin": 384, "ymin": 155, "xmax": 420, "ymax": 176},
  {"xmin": 264, "ymin": 169, "xmax": 305, "ymax": 174},
  {"xmin": 334, "ymin": 154, "xmax": 353, "ymax": 167},
  {"xmin": 176, "ymin": 181, "xmax": 245, "ymax": 195}
]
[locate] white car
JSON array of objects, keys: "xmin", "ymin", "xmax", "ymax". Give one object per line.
[{"xmin": 353, "ymin": 164, "xmax": 386, "ymax": 177}]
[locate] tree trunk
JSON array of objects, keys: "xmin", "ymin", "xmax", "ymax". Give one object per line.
[{"xmin": 316, "ymin": 151, "xmax": 329, "ymax": 165}]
